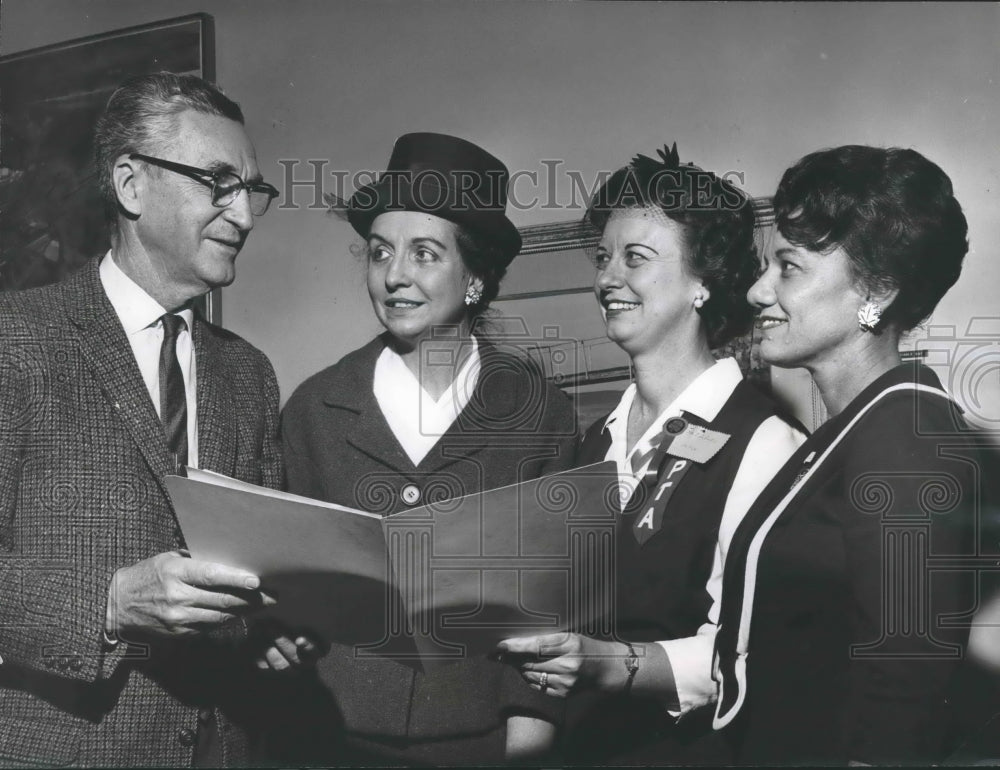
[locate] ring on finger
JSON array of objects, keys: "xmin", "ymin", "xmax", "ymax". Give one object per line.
[{"xmin": 539, "ymin": 671, "xmax": 549, "ymax": 691}]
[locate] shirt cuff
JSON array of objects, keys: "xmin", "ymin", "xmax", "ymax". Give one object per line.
[
  {"xmin": 657, "ymin": 630, "xmax": 717, "ymax": 717},
  {"xmin": 102, "ymin": 627, "xmax": 120, "ymax": 649}
]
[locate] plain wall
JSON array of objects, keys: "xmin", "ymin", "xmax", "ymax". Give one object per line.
[{"xmin": 2, "ymin": 0, "xmax": 997, "ymax": 426}]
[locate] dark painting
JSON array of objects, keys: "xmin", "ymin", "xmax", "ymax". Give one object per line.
[{"xmin": 0, "ymin": 14, "xmax": 214, "ymax": 301}]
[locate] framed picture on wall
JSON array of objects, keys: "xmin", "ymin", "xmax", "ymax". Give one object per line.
[{"xmin": 0, "ymin": 13, "xmax": 221, "ymax": 322}]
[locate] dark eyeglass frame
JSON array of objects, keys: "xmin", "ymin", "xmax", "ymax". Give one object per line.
[{"xmin": 129, "ymin": 153, "xmax": 279, "ymax": 215}]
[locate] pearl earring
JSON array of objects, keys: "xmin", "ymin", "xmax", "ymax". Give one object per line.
[{"xmin": 693, "ymin": 293, "xmax": 705, "ymax": 309}]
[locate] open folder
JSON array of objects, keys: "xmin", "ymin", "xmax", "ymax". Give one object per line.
[{"xmin": 165, "ymin": 462, "xmax": 619, "ymax": 668}]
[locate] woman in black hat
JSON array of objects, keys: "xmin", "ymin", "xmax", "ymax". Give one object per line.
[
  {"xmin": 496, "ymin": 144, "xmax": 805, "ymax": 764},
  {"xmin": 277, "ymin": 133, "xmax": 576, "ymax": 765}
]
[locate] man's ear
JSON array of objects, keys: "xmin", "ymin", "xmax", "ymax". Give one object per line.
[{"xmin": 111, "ymin": 155, "xmax": 143, "ymax": 218}]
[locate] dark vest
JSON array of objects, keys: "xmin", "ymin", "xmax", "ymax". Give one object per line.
[
  {"xmin": 566, "ymin": 380, "xmax": 790, "ymax": 764},
  {"xmin": 578, "ymin": 380, "xmax": 781, "ymax": 643}
]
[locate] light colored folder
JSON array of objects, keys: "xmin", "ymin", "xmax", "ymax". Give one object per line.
[{"xmin": 165, "ymin": 462, "xmax": 619, "ymax": 668}]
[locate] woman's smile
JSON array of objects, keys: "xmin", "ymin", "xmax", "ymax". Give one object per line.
[
  {"xmin": 384, "ymin": 298, "xmax": 425, "ymax": 310},
  {"xmin": 754, "ymin": 315, "xmax": 787, "ymax": 332},
  {"xmin": 602, "ymin": 297, "xmax": 642, "ymax": 315}
]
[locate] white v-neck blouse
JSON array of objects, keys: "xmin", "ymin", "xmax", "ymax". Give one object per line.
[{"xmin": 372, "ymin": 336, "xmax": 481, "ymax": 465}]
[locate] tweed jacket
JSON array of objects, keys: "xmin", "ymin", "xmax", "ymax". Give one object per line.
[
  {"xmin": 280, "ymin": 334, "xmax": 578, "ymax": 764},
  {"xmin": 0, "ymin": 258, "xmax": 283, "ymax": 767}
]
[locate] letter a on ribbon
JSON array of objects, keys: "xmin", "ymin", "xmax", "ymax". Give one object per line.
[{"xmin": 632, "ymin": 458, "xmax": 691, "ymax": 545}]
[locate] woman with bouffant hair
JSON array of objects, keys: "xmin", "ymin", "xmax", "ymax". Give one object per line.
[
  {"xmin": 713, "ymin": 145, "xmax": 980, "ymax": 765},
  {"xmin": 498, "ymin": 144, "xmax": 805, "ymax": 764}
]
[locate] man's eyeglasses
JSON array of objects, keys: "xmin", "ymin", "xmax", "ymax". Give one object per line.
[{"xmin": 129, "ymin": 153, "xmax": 279, "ymax": 216}]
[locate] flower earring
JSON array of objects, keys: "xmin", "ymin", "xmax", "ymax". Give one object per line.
[
  {"xmin": 857, "ymin": 300, "xmax": 883, "ymax": 333},
  {"xmin": 693, "ymin": 292, "xmax": 705, "ymax": 309},
  {"xmin": 464, "ymin": 284, "xmax": 483, "ymax": 306}
]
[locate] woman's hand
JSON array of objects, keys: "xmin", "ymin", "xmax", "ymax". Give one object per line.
[
  {"xmin": 495, "ymin": 632, "xmax": 628, "ymax": 698},
  {"xmin": 254, "ymin": 633, "xmax": 322, "ymax": 672},
  {"xmin": 248, "ymin": 619, "xmax": 326, "ymax": 672}
]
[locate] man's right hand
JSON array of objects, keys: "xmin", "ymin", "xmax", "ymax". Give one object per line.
[{"xmin": 106, "ymin": 551, "xmax": 274, "ymax": 640}]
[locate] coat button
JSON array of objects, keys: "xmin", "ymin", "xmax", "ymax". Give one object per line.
[
  {"xmin": 178, "ymin": 728, "xmax": 196, "ymax": 747},
  {"xmin": 197, "ymin": 708, "xmax": 214, "ymax": 726},
  {"xmin": 401, "ymin": 484, "xmax": 421, "ymax": 505}
]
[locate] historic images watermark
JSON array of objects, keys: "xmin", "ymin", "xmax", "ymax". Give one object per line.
[
  {"xmin": 847, "ymin": 317, "xmax": 1000, "ymax": 661},
  {"xmin": 339, "ymin": 316, "xmax": 1000, "ymax": 664},
  {"xmin": 347, "ymin": 321, "xmax": 621, "ymax": 663},
  {"xmin": 273, "ymin": 159, "xmax": 749, "ymax": 214}
]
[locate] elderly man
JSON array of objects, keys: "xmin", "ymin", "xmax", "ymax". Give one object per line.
[{"xmin": 0, "ymin": 72, "xmax": 288, "ymax": 766}]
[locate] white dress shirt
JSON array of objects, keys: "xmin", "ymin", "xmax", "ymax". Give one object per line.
[
  {"xmin": 601, "ymin": 358, "xmax": 805, "ymax": 715},
  {"xmin": 373, "ymin": 336, "xmax": 481, "ymax": 466},
  {"xmin": 99, "ymin": 253, "xmax": 199, "ymax": 468}
]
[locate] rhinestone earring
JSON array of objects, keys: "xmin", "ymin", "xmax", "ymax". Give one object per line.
[
  {"xmin": 464, "ymin": 284, "xmax": 483, "ymax": 306},
  {"xmin": 857, "ymin": 301, "xmax": 883, "ymax": 333}
]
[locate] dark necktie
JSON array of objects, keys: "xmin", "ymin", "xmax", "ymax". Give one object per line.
[{"xmin": 159, "ymin": 313, "xmax": 188, "ymax": 470}]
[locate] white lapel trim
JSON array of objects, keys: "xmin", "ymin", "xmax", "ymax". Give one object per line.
[{"xmin": 713, "ymin": 382, "xmax": 951, "ymax": 729}]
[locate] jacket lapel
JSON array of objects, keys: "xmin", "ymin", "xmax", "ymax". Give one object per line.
[
  {"xmin": 193, "ymin": 319, "xmax": 238, "ymax": 476},
  {"xmin": 324, "ymin": 337, "xmax": 417, "ymax": 475},
  {"xmin": 418, "ymin": 339, "xmax": 521, "ymax": 473},
  {"xmin": 323, "ymin": 338, "xmax": 520, "ymax": 477},
  {"xmin": 414, "ymin": 341, "xmax": 518, "ymax": 474},
  {"xmin": 342, "ymin": 392, "xmax": 416, "ymax": 475},
  {"xmin": 65, "ymin": 259, "xmax": 174, "ymax": 482}
]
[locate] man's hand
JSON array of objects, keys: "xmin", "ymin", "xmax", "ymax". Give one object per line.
[{"xmin": 106, "ymin": 551, "xmax": 274, "ymax": 640}]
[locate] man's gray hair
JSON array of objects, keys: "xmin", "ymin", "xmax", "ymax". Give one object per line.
[{"xmin": 93, "ymin": 71, "xmax": 244, "ymax": 222}]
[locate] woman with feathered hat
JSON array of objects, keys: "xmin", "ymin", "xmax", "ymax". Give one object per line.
[{"xmin": 497, "ymin": 143, "xmax": 805, "ymax": 764}]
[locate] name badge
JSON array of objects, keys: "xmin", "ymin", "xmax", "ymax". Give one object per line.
[{"xmin": 667, "ymin": 424, "xmax": 730, "ymax": 464}]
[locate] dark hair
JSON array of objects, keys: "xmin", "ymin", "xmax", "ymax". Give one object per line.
[
  {"xmin": 94, "ymin": 72, "xmax": 245, "ymax": 223},
  {"xmin": 774, "ymin": 145, "xmax": 968, "ymax": 332},
  {"xmin": 454, "ymin": 224, "xmax": 508, "ymax": 317},
  {"xmin": 587, "ymin": 144, "xmax": 758, "ymax": 348}
]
